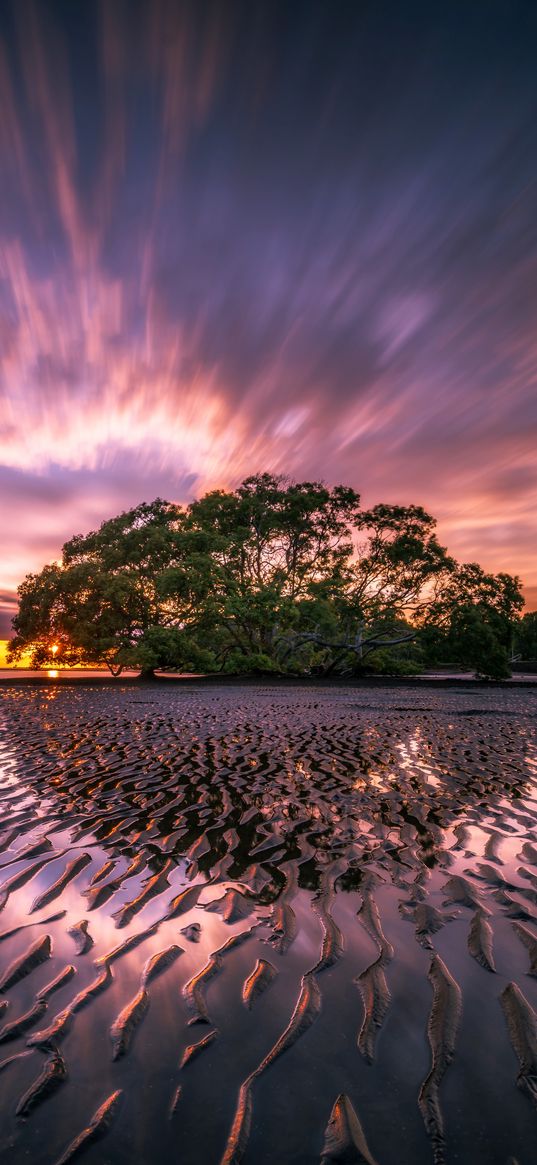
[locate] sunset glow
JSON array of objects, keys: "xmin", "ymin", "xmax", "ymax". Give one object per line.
[{"xmin": 1, "ymin": 0, "xmax": 537, "ymax": 638}]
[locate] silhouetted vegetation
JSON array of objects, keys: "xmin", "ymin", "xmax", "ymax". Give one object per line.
[
  {"xmin": 514, "ymin": 611, "xmax": 537, "ymax": 663},
  {"xmin": 8, "ymin": 474, "xmax": 525, "ymax": 679}
]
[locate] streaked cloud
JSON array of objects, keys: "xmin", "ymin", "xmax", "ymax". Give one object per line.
[{"xmin": 1, "ymin": 0, "xmax": 537, "ymax": 635}]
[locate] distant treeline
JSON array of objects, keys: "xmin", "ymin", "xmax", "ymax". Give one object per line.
[{"xmin": 8, "ymin": 473, "xmax": 533, "ymax": 680}]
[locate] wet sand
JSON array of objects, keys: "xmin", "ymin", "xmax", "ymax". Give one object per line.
[{"xmin": 0, "ymin": 681, "xmax": 535, "ymax": 1164}]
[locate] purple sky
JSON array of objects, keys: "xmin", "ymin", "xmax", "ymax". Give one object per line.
[{"xmin": 1, "ymin": 0, "xmax": 537, "ymax": 636}]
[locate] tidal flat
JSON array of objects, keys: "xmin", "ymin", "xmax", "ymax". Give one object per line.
[{"xmin": 0, "ymin": 682, "xmax": 536, "ymax": 1165}]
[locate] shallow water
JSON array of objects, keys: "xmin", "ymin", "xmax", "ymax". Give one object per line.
[{"xmin": 0, "ymin": 682, "xmax": 535, "ymax": 1165}]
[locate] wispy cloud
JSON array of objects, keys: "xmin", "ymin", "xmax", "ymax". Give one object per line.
[{"xmin": 1, "ymin": 0, "xmax": 537, "ymax": 636}]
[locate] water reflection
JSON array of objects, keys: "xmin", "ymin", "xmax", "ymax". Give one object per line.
[{"xmin": 0, "ymin": 684, "xmax": 536, "ymax": 1165}]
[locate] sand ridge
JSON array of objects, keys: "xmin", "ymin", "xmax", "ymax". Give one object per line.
[{"xmin": 0, "ymin": 683, "xmax": 535, "ymax": 1163}]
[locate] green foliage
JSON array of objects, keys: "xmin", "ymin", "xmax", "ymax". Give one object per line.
[
  {"xmin": 8, "ymin": 475, "xmax": 525, "ymax": 680},
  {"xmin": 359, "ymin": 622, "xmax": 425, "ymax": 676},
  {"xmin": 351, "ymin": 503, "xmax": 453, "ymax": 623},
  {"xmin": 419, "ymin": 561, "xmax": 524, "ymax": 678},
  {"xmin": 362, "ymin": 649, "xmax": 423, "ymax": 676},
  {"xmin": 8, "ymin": 500, "xmax": 211, "ymax": 674},
  {"xmin": 514, "ymin": 611, "xmax": 537, "ymax": 660},
  {"xmin": 221, "ymin": 650, "xmax": 282, "ymax": 675},
  {"xmin": 426, "ymin": 606, "xmax": 511, "ymax": 680}
]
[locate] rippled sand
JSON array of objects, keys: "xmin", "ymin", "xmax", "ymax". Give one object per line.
[{"xmin": 0, "ymin": 681, "xmax": 536, "ymax": 1165}]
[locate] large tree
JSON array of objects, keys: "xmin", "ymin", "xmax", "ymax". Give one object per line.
[
  {"xmin": 8, "ymin": 477, "xmax": 525, "ymax": 679},
  {"xmin": 186, "ymin": 474, "xmax": 361, "ymax": 671},
  {"xmin": 243, "ymin": 497, "xmax": 452, "ymax": 674},
  {"xmin": 186, "ymin": 477, "xmax": 460, "ymax": 674},
  {"xmin": 8, "ymin": 500, "xmax": 214, "ymax": 676}
]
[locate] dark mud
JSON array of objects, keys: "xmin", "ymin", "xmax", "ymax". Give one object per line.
[{"xmin": 0, "ymin": 681, "xmax": 535, "ymax": 1164}]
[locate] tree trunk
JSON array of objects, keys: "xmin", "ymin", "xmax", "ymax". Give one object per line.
[
  {"xmin": 138, "ymin": 667, "xmax": 157, "ymax": 681},
  {"xmin": 106, "ymin": 661, "xmax": 123, "ymax": 677}
]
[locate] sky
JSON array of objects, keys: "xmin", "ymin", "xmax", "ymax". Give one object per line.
[{"xmin": 1, "ymin": 0, "xmax": 537, "ymax": 637}]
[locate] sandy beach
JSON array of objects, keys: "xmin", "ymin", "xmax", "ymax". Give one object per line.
[{"xmin": 0, "ymin": 681, "xmax": 535, "ymax": 1164}]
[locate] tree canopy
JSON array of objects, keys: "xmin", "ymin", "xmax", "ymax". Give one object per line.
[
  {"xmin": 8, "ymin": 474, "xmax": 525, "ymax": 679},
  {"xmin": 514, "ymin": 611, "xmax": 537, "ymax": 661}
]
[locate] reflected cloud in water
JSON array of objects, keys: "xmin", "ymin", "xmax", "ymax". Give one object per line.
[{"xmin": 0, "ymin": 683, "xmax": 536, "ymax": 1164}]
